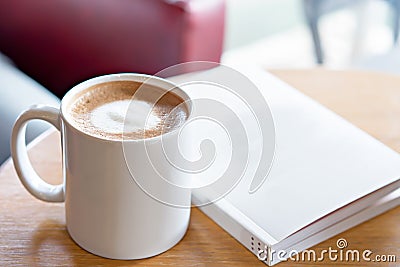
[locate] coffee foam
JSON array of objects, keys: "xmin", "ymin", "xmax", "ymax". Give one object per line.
[
  {"xmin": 90, "ymin": 99, "xmax": 161, "ymax": 134},
  {"xmin": 68, "ymin": 81, "xmax": 188, "ymax": 140}
]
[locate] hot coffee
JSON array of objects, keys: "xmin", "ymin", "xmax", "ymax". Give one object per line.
[{"xmin": 68, "ymin": 81, "xmax": 188, "ymax": 140}]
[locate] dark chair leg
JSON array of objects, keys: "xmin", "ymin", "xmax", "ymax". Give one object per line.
[
  {"xmin": 303, "ymin": 0, "xmax": 324, "ymax": 64},
  {"xmin": 392, "ymin": 0, "xmax": 400, "ymax": 44}
]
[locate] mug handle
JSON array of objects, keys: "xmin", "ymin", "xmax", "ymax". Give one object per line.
[{"xmin": 11, "ymin": 105, "xmax": 64, "ymax": 202}]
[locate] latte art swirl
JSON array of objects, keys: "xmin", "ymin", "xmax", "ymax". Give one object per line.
[{"xmin": 68, "ymin": 81, "xmax": 188, "ymax": 140}]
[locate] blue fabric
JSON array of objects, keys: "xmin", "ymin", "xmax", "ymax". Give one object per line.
[{"xmin": 0, "ymin": 54, "xmax": 60, "ymax": 165}]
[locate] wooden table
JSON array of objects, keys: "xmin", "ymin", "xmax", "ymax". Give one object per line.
[{"xmin": 1, "ymin": 69, "xmax": 400, "ymax": 266}]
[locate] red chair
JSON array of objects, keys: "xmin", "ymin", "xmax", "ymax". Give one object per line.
[{"xmin": 0, "ymin": 0, "xmax": 225, "ymax": 97}]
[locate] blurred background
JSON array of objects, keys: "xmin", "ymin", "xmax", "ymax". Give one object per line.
[{"xmin": 223, "ymin": 0, "xmax": 400, "ymax": 74}]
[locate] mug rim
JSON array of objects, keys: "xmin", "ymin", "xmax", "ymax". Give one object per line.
[{"xmin": 60, "ymin": 73, "xmax": 192, "ymax": 143}]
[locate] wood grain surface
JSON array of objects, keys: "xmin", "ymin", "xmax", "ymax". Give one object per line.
[{"xmin": 1, "ymin": 69, "xmax": 399, "ymax": 266}]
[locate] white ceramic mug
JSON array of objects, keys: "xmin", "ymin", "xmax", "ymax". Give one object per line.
[{"xmin": 11, "ymin": 74, "xmax": 192, "ymax": 259}]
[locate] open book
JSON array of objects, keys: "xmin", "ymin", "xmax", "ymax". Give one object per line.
[{"xmin": 168, "ymin": 65, "xmax": 400, "ymax": 265}]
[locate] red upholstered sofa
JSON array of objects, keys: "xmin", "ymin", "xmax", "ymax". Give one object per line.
[{"xmin": 0, "ymin": 0, "xmax": 225, "ymax": 97}]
